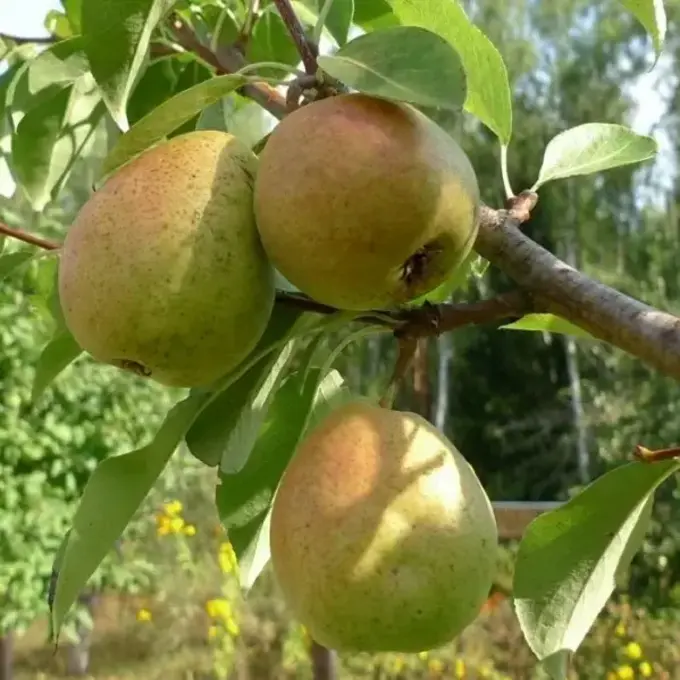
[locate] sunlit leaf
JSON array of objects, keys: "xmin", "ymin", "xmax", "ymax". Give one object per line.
[
  {"xmin": 31, "ymin": 330, "xmax": 83, "ymax": 403},
  {"xmin": 513, "ymin": 460, "xmax": 680, "ymax": 678},
  {"xmin": 318, "ymin": 25, "xmax": 465, "ymax": 111},
  {"xmin": 532, "ymin": 124, "xmax": 658, "ymax": 190},
  {"xmin": 618, "ymin": 0, "xmax": 666, "ymax": 57},
  {"xmin": 501, "ymin": 314, "xmax": 595, "ymax": 340}
]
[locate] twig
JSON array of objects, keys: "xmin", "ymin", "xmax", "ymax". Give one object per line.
[
  {"xmin": 634, "ymin": 444, "xmax": 680, "ymax": 464},
  {"xmin": 239, "ymin": 0, "xmax": 261, "ymax": 43},
  {"xmin": 0, "ymin": 32, "xmax": 56, "ymax": 45},
  {"xmin": 272, "ymin": 0, "xmax": 318, "ymax": 73},
  {"xmin": 474, "ymin": 205, "xmax": 680, "ymax": 381},
  {"xmin": 380, "ymin": 337, "xmax": 418, "ymax": 408},
  {"xmin": 0, "ymin": 222, "xmax": 60, "ymax": 251},
  {"xmin": 169, "ymin": 15, "xmax": 288, "ymax": 120}
]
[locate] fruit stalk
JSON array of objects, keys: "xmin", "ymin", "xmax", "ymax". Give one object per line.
[
  {"xmin": 0, "ymin": 221, "xmax": 60, "ymax": 251},
  {"xmin": 272, "ymin": 0, "xmax": 319, "ymax": 74}
]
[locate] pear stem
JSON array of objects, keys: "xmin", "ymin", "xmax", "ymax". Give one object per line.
[
  {"xmin": 380, "ymin": 337, "xmax": 419, "ymax": 409},
  {"xmin": 272, "ymin": 0, "xmax": 319, "ymax": 74},
  {"xmin": 0, "ymin": 222, "xmax": 60, "ymax": 251}
]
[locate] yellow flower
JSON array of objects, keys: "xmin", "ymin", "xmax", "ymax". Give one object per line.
[
  {"xmin": 206, "ymin": 598, "xmax": 232, "ymax": 620},
  {"xmin": 428, "ymin": 658, "xmax": 444, "ymax": 675},
  {"xmin": 183, "ymin": 523, "xmax": 197, "ymax": 536},
  {"xmin": 418, "ymin": 651, "xmax": 429, "ymax": 661},
  {"xmin": 169, "ymin": 516, "xmax": 185, "ymax": 533},
  {"xmin": 219, "ymin": 542, "xmax": 238, "ymax": 573},
  {"xmin": 617, "ymin": 665, "xmax": 635, "ymax": 680},
  {"xmin": 455, "ymin": 658, "xmax": 466, "ymax": 678},
  {"xmin": 226, "ymin": 619, "xmax": 240, "ymax": 637},
  {"xmin": 478, "ymin": 662, "xmax": 493, "ymax": 678},
  {"xmin": 393, "ymin": 656, "xmax": 405, "ymax": 672},
  {"xmin": 156, "ymin": 518, "xmax": 171, "ymax": 536},
  {"xmin": 208, "ymin": 625, "xmax": 220, "ymax": 640},
  {"xmin": 164, "ymin": 500, "xmax": 183, "ymax": 516},
  {"xmin": 615, "ymin": 623, "xmax": 627, "ymax": 637},
  {"xmin": 625, "ymin": 642, "xmax": 643, "ymax": 660},
  {"xmin": 639, "ymin": 661, "xmax": 653, "ymax": 678},
  {"xmin": 136, "ymin": 608, "xmax": 152, "ymax": 622}
]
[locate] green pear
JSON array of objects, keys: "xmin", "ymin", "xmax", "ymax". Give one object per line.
[
  {"xmin": 269, "ymin": 400, "xmax": 498, "ymax": 653},
  {"xmin": 253, "ymin": 93, "xmax": 480, "ymax": 311},
  {"xmin": 58, "ymin": 130, "xmax": 275, "ymax": 388}
]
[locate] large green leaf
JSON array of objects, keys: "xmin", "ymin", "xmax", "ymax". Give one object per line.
[
  {"xmin": 81, "ymin": 0, "xmax": 177, "ymax": 130},
  {"xmin": 532, "ymin": 123, "xmax": 658, "ymax": 190},
  {"xmin": 25, "ymin": 37, "xmax": 89, "ymax": 93},
  {"xmin": 48, "ymin": 392, "xmax": 211, "ymax": 640},
  {"xmin": 61, "ymin": 0, "xmax": 84, "ymax": 34},
  {"xmin": 246, "ymin": 7, "xmax": 302, "ymax": 77},
  {"xmin": 185, "ymin": 304, "xmax": 312, "ymax": 468},
  {"xmin": 31, "ymin": 330, "xmax": 83, "ymax": 403},
  {"xmin": 318, "ymin": 25, "xmax": 466, "ymax": 111},
  {"xmin": 383, "ymin": 0, "xmax": 512, "ymax": 142},
  {"xmin": 513, "ymin": 460, "xmax": 680, "ymax": 679},
  {"xmin": 0, "ymin": 248, "xmax": 46, "ymax": 281},
  {"xmin": 313, "ymin": 0, "xmax": 355, "ymax": 45},
  {"xmin": 100, "ymin": 73, "xmax": 248, "ymax": 179},
  {"xmin": 618, "ymin": 0, "xmax": 666, "ymax": 57},
  {"xmin": 501, "ymin": 314, "xmax": 595, "ymax": 341}
]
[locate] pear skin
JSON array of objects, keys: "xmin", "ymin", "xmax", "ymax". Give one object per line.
[
  {"xmin": 270, "ymin": 401, "xmax": 498, "ymax": 652},
  {"xmin": 59, "ymin": 130, "xmax": 275, "ymax": 388}
]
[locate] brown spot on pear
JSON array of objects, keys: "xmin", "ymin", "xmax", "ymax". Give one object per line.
[
  {"xmin": 58, "ymin": 130, "xmax": 275, "ymax": 388},
  {"xmin": 253, "ymin": 93, "xmax": 480, "ymax": 311},
  {"xmin": 269, "ymin": 400, "xmax": 498, "ymax": 653}
]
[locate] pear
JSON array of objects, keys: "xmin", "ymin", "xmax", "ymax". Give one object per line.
[
  {"xmin": 253, "ymin": 93, "xmax": 480, "ymax": 311},
  {"xmin": 269, "ymin": 400, "xmax": 498, "ymax": 653},
  {"xmin": 58, "ymin": 130, "xmax": 275, "ymax": 388}
]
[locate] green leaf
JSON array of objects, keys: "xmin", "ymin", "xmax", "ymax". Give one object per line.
[
  {"xmin": 11, "ymin": 76, "xmax": 105, "ymax": 210},
  {"xmin": 31, "ymin": 330, "xmax": 83, "ymax": 403},
  {"xmin": 383, "ymin": 0, "xmax": 512, "ymax": 142},
  {"xmin": 501, "ymin": 314, "xmax": 595, "ymax": 341},
  {"xmin": 618, "ymin": 0, "xmax": 666, "ymax": 57},
  {"xmin": 353, "ymin": 0, "xmax": 399, "ymax": 29},
  {"xmin": 216, "ymin": 368, "xmax": 351, "ymax": 590},
  {"xmin": 25, "ymin": 37, "xmax": 89, "ymax": 93},
  {"xmin": 81, "ymin": 0, "xmax": 177, "ymax": 131},
  {"xmin": 127, "ymin": 56, "xmax": 184, "ymax": 126},
  {"xmin": 513, "ymin": 460, "xmax": 680, "ymax": 676},
  {"xmin": 45, "ymin": 10, "xmax": 76, "ymax": 39},
  {"xmin": 532, "ymin": 124, "xmax": 658, "ymax": 190},
  {"xmin": 49, "ymin": 392, "xmax": 211, "ymax": 639},
  {"xmin": 246, "ymin": 8, "xmax": 302, "ymax": 77},
  {"xmin": 185, "ymin": 304, "xmax": 311, "ymax": 468},
  {"xmin": 0, "ymin": 248, "xmax": 43, "ymax": 281},
  {"xmin": 100, "ymin": 73, "xmax": 248, "ymax": 179},
  {"xmin": 62, "ymin": 0, "xmax": 84, "ymax": 34},
  {"xmin": 170, "ymin": 59, "xmax": 214, "ymax": 136},
  {"xmin": 318, "ymin": 25, "xmax": 466, "ymax": 111},
  {"xmin": 314, "ymin": 0, "xmax": 354, "ymax": 46}
]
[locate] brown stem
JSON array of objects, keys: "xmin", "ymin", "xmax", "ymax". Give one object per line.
[
  {"xmin": 634, "ymin": 445, "xmax": 680, "ymax": 464},
  {"xmin": 0, "ymin": 222, "xmax": 60, "ymax": 251},
  {"xmin": 379, "ymin": 337, "xmax": 418, "ymax": 408},
  {"xmin": 271, "ymin": 0, "xmax": 318, "ymax": 73},
  {"xmin": 169, "ymin": 16, "xmax": 288, "ymax": 120}
]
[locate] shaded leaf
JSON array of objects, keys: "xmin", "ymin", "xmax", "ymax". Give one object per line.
[
  {"xmin": 0, "ymin": 248, "xmax": 44, "ymax": 281},
  {"xmin": 247, "ymin": 8, "xmax": 302, "ymax": 77},
  {"xmin": 532, "ymin": 124, "xmax": 658, "ymax": 190},
  {"xmin": 501, "ymin": 314, "xmax": 595, "ymax": 341},
  {"xmin": 81, "ymin": 0, "xmax": 176, "ymax": 130},
  {"xmin": 619, "ymin": 0, "xmax": 666, "ymax": 57},
  {"xmin": 100, "ymin": 73, "xmax": 247, "ymax": 179},
  {"xmin": 25, "ymin": 37, "xmax": 89, "ymax": 93},
  {"xmin": 185, "ymin": 304, "xmax": 311, "ymax": 468},
  {"xmin": 32, "ymin": 330, "xmax": 83, "ymax": 403},
  {"xmin": 49, "ymin": 392, "xmax": 212, "ymax": 639},
  {"xmin": 383, "ymin": 0, "xmax": 512, "ymax": 142},
  {"xmin": 314, "ymin": 0, "xmax": 354, "ymax": 46},
  {"xmin": 61, "ymin": 0, "xmax": 84, "ymax": 34},
  {"xmin": 513, "ymin": 460, "xmax": 680, "ymax": 676},
  {"xmin": 127, "ymin": 56, "xmax": 184, "ymax": 126},
  {"xmin": 318, "ymin": 26, "xmax": 465, "ymax": 111}
]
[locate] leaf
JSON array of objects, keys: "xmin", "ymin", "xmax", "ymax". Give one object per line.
[
  {"xmin": 246, "ymin": 8, "xmax": 302, "ymax": 77},
  {"xmin": 185, "ymin": 304, "xmax": 311, "ymax": 468},
  {"xmin": 0, "ymin": 248, "xmax": 45, "ymax": 281},
  {"xmin": 31, "ymin": 330, "xmax": 83, "ymax": 403},
  {"xmin": 314, "ymin": 0, "xmax": 354, "ymax": 46},
  {"xmin": 501, "ymin": 314, "xmax": 595, "ymax": 341},
  {"xmin": 100, "ymin": 73, "xmax": 248, "ymax": 179},
  {"xmin": 618, "ymin": 0, "xmax": 666, "ymax": 57},
  {"xmin": 532, "ymin": 124, "xmax": 658, "ymax": 190},
  {"xmin": 216, "ymin": 368, "xmax": 351, "ymax": 590},
  {"xmin": 127, "ymin": 57, "xmax": 184, "ymax": 126},
  {"xmin": 318, "ymin": 26, "xmax": 465, "ymax": 111},
  {"xmin": 45, "ymin": 10, "xmax": 76, "ymax": 39},
  {"xmin": 25, "ymin": 37, "xmax": 89, "ymax": 93},
  {"xmin": 49, "ymin": 392, "xmax": 211, "ymax": 639},
  {"xmin": 513, "ymin": 459, "xmax": 680, "ymax": 677},
  {"xmin": 62, "ymin": 0, "xmax": 84, "ymax": 34},
  {"xmin": 81, "ymin": 0, "xmax": 176, "ymax": 131},
  {"xmin": 383, "ymin": 0, "xmax": 512, "ymax": 142},
  {"xmin": 353, "ymin": 0, "xmax": 399, "ymax": 29}
]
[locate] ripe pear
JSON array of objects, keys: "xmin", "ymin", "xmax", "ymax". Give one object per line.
[
  {"xmin": 58, "ymin": 130, "xmax": 275, "ymax": 388},
  {"xmin": 269, "ymin": 400, "xmax": 498, "ymax": 653},
  {"xmin": 253, "ymin": 93, "xmax": 480, "ymax": 311}
]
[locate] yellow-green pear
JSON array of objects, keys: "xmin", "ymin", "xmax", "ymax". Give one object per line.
[
  {"xmin": 269, "ymin": 400, "xmax": 498, "ymax": 653},
  {"xmin": 253, "ymin": 93, "xmax": 480, "ymax": 311},
  {"xmin": 58, "ymin": 130, "xmax": 275, "ymax": 388}
]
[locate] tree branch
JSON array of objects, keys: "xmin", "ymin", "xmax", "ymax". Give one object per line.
[
  {"xmin": 475, "ymin": 206, "xmax": 680, "ymax": 381},
  {"xmin": 271, "ymin": 0, "xmax": 318, "ymax": 74},
  {"xmin": 0, "ymin": 32, "xmax": 56, "ymax": 45},
  {"xmin": 0, "ymin": 222, "xmax": 60, "ymax": 251}
]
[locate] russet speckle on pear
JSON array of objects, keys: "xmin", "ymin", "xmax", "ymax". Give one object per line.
[
  {"xmin": 253, "ymin": 92, "xmax": 481, "ymax": 311},
  {"xmin": 269, "ymin": 401, "xmax": 498, "ymax": 653},
  {"xmin": 58, "ymin": 130, "xmax": 275, "ymax": 388}
]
